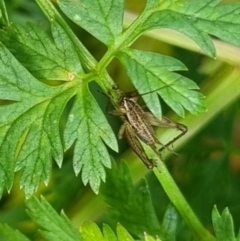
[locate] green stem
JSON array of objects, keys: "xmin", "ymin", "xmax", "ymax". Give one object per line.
[
  {"xmin": 97, "ymin": 2, "xmax": 164, "ymax": 71},
  {"xmin": 153, "ymin": 164, "xmax": 216, "ymax": 241},
  {"xmin": 0, "ymin": 0, "xmax": 9, "ymax": 25},
  {"xmin": 35, "ymin": 0, "xmax": 96, "ymax": 71},
  {"xmin": 34, "ymin": 0, "xmax": 115, "ymax": 92}
]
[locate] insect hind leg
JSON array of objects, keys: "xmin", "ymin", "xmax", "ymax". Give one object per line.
[{"xmin": 159, "ymin": 123, "xmax": 188, "ymax": 152}]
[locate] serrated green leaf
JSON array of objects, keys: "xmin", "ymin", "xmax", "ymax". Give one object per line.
[
  {"xmin": 57, "ymin": 0, "xmax": 124, "ymax": 45},
  {"xmin": 100, "ymin": 161, "xmax": 160, "ymax": 237},
  {"xmin": 0, "ymin": 22, "xmax": 82, "ymax": 81},
  {"xmin": 80, "ymin": 221, "xmax": 105, "ymax": 241},
  {"xmin": 116, "ymin": 223, "xmax": 135, "ymax": 241},
  {"xmin": 144, "ymin": 233, "xmax": 155, "ymax": 241},
  {"xmin": 0, "ymin": 87, "xmax": 71, "ymax": 195},
  {"xmin": 161, "ymin": 205, "xmax": 177, "ymax": 241},
  {"xmin": 14, "ymin": 91, "xmax": 74, "ymax": 195},
  {"xmin": 0, "ymin": 20, "xmax": 118, "ymax": 196},
  {"xmin": 26, "ymin": 196, "xmax": 82, "ymax": 241},
  {"xmin": 117, "ymin": 49, "xmax": 205, "ymax": 117},
  {"xmin": 141, "ymin": 0, "xmax": 240, "ymax": 57},
  {"xmin": 51, "ymin": 22, "xmax": 82, "ymax": 77},
  {"xmin": 103, "ymin": 224, "xmax": 118, "ymax": 241},
  {"xmin": 144, "ymin": 232, "xmax": 162, "ymax": 241},
  {"xmin": 212, "ymin": 206, "xmax": 236, "ymax": 241},
  {"xmin": 0, "ymin": 224, "xmax": 30, "ymax": 241},
  {"xmin": 64, "ymin": 84, "xmax": 118, "ymax": 194},
  {"xmin": 0, "ymin": 43, "xmax": 75, "ymax": 196},
  {"xmin": 80, "ymin": 222, "xmax": 134, "ymax": 241},
  {"xmin": 142, "ymin": 10, "xmax": 215, "ymax": 57},
  {"xmin": 178, "ymin": 0, "xmax": 240, "ymax": 47}
]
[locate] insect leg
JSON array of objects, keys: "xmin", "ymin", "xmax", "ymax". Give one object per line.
[
  {"xmin": 144, "ymin": 112, "xmax": 187, "ymax": 152},
  {"xmin": 118, "ymin": 122, "xmax": 127, "ymax": 139},
  {"xmin": 108, "ymin": 109, "xmax": 125, "ymax": 116},
  {"xmin": 124, "ymin": 122, "xmax": 156, "ymax": 169},
  {"xmin": 159, "ymin": 121, "xmax": 187, "ymax": 152}
]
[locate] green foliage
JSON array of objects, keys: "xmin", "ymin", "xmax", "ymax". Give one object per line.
[
  {"xmin": 80, "ymin": 222, "xmax": 135, "ymax": 241},
  {"xmin": 0, "ymin": 0, "xmax": 240, "ymax": 241},
  {"xmin": 142, "ymin": 0, "xmax": 240, "ymax": 57},
  {"xmin": 212, "ymin": 206, "xmax": 240, "ymax": 241},
  {"xmin": 116, "ymin": 49, "xmax": 205, "ymax": 117},
  {"xmin": 0, "ymin": 21, "xmax": 117, "ymax": 195},
  {"xmin": 161, "ymin": 205, "xmax": 178, "ymax": 241},
  {"xmin": 58, "ymin": 0, "xmax": 125, "ymax": 45},
  {"xmin": 24, "ymin": 196, "xmax": 138, "ymax": 241},
  {"xmin": 100, "ymin": 161, "xmax": 161, "ymax": 237},
  {"xmin": 0, "ymin": 224, "xmax": 30, "ymax": 241},
  {"xmin": 0, "ymin": 42, "xmax": 67, "ymax": 196},
  {"xmin": 63, "ymin": 85, "xmax": 117, "ymax": 193},
  {"xmin": 0, "ymin": 22, "xmax": 83, "ymax": 81},
  {"xmin": 26, "ymin": 196, "xmax": 82, "ymax": 241},
  {"xmin": 1, "ymin": 0, "xmax": 239, "ymax": 195}
]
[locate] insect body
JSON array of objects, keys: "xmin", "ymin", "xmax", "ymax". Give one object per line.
[
  {"xmin": 109, "ymin": 90, "xmax": 187, "ymax": 168},
  {"xmin": 119, "ymin": 121, "xmax": 155, "ymax": 169},
  {"xmin": 119, "ymin": 95, "xmax": 164, "ymax": 152}
]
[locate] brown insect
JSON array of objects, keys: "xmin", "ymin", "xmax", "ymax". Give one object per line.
[
  {"xmin": 109, "ymin": 89, "xmax": 187, "ymax": 169},
  {"xmin": 118, "ymin": 121, "xmax": 156, "ymax": 169}
]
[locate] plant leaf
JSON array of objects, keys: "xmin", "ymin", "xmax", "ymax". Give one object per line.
[
  {"xmin": 0, "ymin": 22, "xmax": 82, "ymax": 81},
  {"xmin": 116, "ymin": 223, "xmax": 135, "ymax": 241},
  {"xmin": 51, "ymin": 22, "xmax": 83, "ymax": 77},
  {"xmin": 212, "ymin": 206, "xmax": 236, "ymax": 241},
  {"xmin": 80, "ymin": 222, "xmax": 134, "ymax": 241},
  {"xmin": 80, "ymin": 221, "xmax": 105, "ymax": 241},
  {"xmin": 0, "ymin": 224, "xmax": 30, "ymax": 241},
  {"xmin": 144, "ymin": 0, "xmax": 160, "ymax": 11},
  {"xmin": 102, "ymin": 224, "xmax": 118, "ymax": 241},
  {"xmin": 144, "ymin": 233, "xmax": 162, "ymax": 241},
  {"xmin": 117, "ymin": 48, "xmax": 206, "ymax": 117},
  {"xmin": 161, "ymin": 205, "xmax": 177, "ymax": 241},
  {"xmin": 57, "ymin": 0, "xmax": 124, "ymax": 45},
  {"xmin": 100, "ymin": 161, "xmax": 160, "ymax": 237},
  {"xmin": 142, "ymin": 0, "xmax": 240, "ymax": 57},
  {"xmin": 0, "ymin": 22, "xmax": 117, "ymax": 196},
  {"xmin": 64, "ymin": 84, "xmax": 118, "ymax": 194},
  {"xmin": 26, "ymin": 196, "xmax": 82, "ymax": 241},
  {"xmin": 0, "ymin": 42, "xmax": 73, "ymax": 196}
]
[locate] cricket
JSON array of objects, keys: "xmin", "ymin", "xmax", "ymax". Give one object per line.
[
  {"xmin": 109, "ymin": 87, "xmax": 188, "ymax": 169},
  {"xmin": 119, "ymin": 121, "xmax": 156, "ymax": 169}
]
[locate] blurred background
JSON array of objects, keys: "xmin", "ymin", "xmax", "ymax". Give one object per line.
[{"xmin": 1, "ymin": 0, "xmax": 240, "ymax": 240}]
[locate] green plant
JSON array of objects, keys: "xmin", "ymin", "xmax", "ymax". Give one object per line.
[{"xmin": 0, "ymin": 0, "xmax": 240, "ymax": 240}]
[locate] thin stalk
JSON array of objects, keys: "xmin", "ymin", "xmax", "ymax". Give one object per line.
[
  {"xmin": 0, "ymin": 0, "xmax": 10, "ymax": 25},
  {"xmin": 34, "ymin": 0, "xmax": 114, "ymax": 92},
  {"xmin": 35, "ymin": 0, "xmax": 96, "ymax": 71},
  {"xmin": 97, "ymin": 2, "xmax": 169, "ymax": 72},
  {"xmin": 153, "ymin": 165, "xmax": 216, "ymax": 241}
]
